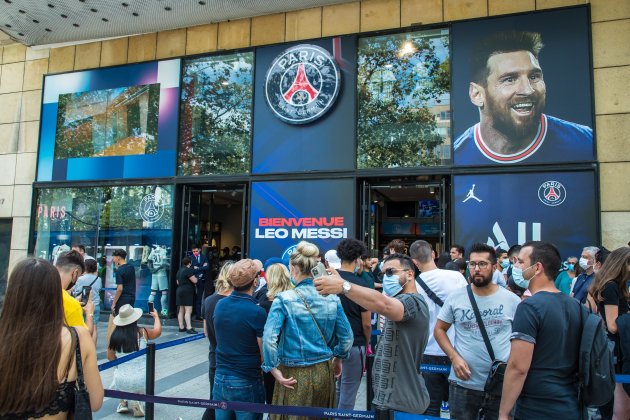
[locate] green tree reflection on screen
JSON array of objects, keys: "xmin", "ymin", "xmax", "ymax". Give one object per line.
[
  {"xmin": 357, "ymin": 29, "xmax": 451, "ymax": 169},
  {"xmin": 178, "ymin": 52, "xmax": 253, "ymax": 175}
]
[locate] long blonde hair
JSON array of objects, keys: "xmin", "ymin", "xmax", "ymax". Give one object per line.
[
  {"xmin": 266, "ymin": 263, "xmax": 292, "ymax": 300},
  {"xmin": 215, "ymin": 261, "xmax": 234, "ymax": 294}
]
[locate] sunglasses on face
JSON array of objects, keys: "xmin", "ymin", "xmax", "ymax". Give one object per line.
[{"xmin": 378, "ymin": 268, "xmax": 410, "ymax": 279}]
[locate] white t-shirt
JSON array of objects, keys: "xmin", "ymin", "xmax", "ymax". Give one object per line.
[
  {"xmin": 438, "ymin": 286, "xmax": 521, "ymax": 390},
  {"xmin": 415, "ymin": 268, "xmax": 468, "ymax": 356}
]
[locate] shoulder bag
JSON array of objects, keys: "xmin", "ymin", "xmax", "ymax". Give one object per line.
[
  {"xmin": 466, "ymin": 285, "xmax": 506, "ymax": 398},
  {"xmin": 416, "ymin": 274, "xmax": 444, "ymax": 307},
  {"xmin": 294, "ymin": 288, "xmax": 328, "ymax": 347},
  {"xmin": 70, "ymin": 327, "xmax": 93, "ymax": 419}
]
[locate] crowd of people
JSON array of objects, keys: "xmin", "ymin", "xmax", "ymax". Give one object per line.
[{"xmin": 0, "ymin": 237, "xmax": 628, "ymax": 420}]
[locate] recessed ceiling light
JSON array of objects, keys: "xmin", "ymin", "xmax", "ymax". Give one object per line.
[
  {"xmin": 132, "ymin": 12, "xmax": 139, "ymax": 16},
  {"xmin": 4, "ymin": 0, "xmax": 13, "ymax": 4},
  {"xmin": 90, "ymin": 8, "xmax": 97, "ymax": 12},
  {"xmin": 19, "ymin": 9, "xmax": 25, "ymax": 13},
  {"xmin": 61, "ymin": 14, "xmax": 68, "ymax": 18},
  {"xmin": 73, "ymin": 23, "xmax": 80, "ymax": 27},
  {"xmin": 102, "ymin": 17, "xmax": 109, "ymax": 22},
  {"xmin": 48, "ymin": 3, "xmax": 54, "ymax": 8},
  {"xmin": 45, "ymin": 28, "xmax": 52, "ymax": 32},
  {"xmin": 18, "ymin": 32, "xmax": 24, "ymax": 36},
  {"xmin": 164, "ymin": 6, "xmax": 171, "ymax": 11},
  {"xmin": 199, "ymin": 1, "xmax": 206, "ymax": 4},
  {"xmin": 122, "ymin": 2, "xmax": 129, "ymax": 7},
  {"xmin": 32, "ymin": 19, "xmax": 39, "ymax": 23},
  {"xmin": 5, "ymin": 24, "xmax": 12, "ymax": 28}
]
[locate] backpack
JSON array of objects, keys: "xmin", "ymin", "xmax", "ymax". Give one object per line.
[{"xmin": 577, "ymin": 305, "xmax": 616, "ymax": 407}]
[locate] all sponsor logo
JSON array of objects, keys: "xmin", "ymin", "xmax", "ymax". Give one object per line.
[
  {"xmin": 139, "ymin": 193, "xmax": 165, "ymax": 223},
  {"xmin": 538, "ymin": 180, "xmax": 566, "ymax": 207},
  {"xmin": 265, "ymin": 44, "xmax": 341, "ymax": 124}
]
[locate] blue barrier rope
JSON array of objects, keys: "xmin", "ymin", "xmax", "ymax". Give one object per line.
[
  {"xmin": 104, "ymin": 390, "xmax": 383, "ymax": 419},
  {"xmin": 98, "ymin": 333, "xmax": 205, "ymax": 371},
  {"xmin": 419, "ymin": 364, "xmax": 630, "ymax": 384}
]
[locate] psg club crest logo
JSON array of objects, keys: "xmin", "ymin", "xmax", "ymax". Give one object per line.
[
  {"xmin": 538, "ymin": 181, "xmax": 567, "ymax": 207},
  {"xmin": 139, "ymin": 193, "xmax": 165, "ymax": 223},
  {"xmin": 265, "ymin": 44, "xmax": 341, "ymax": 124}
]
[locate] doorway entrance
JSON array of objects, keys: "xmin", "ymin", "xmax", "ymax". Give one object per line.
[
  {"xmin": 181, "ymin": 185, "xmax": 247, "ymax": 276},
  {"xmin": 360, "ymin": 178, "xmax": 448, "ymax": 257}
]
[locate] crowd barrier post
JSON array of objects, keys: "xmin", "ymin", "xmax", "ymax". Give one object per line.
[
  {"xmin": 375, "ymin": 405, "xmax": 390, "ymax": 420},
  {"xmin": 145, "ymin": 342, "xmax": 156, "ymax": 420},
  {"xmin": 366, "ymin": 353, "xmax": 375, "ymax": 410}
]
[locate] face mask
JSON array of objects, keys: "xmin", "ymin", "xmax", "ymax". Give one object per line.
[
  {"xmin": 353, "ymin": 264, "xmax": 360, "ymax": 275},
  {"xmin": 193, "ymin": 252, "xmax": 199, "ymax": 257},
  {"xmin": 383, "ymin": 274, "xmax": 403, "ymax": 296},
  {"xmin": 512, "ymin": 264, "xmax": 535, "ymax": 289},
  {"xmin": 567, "ymin": 263, "xmax": 575, "ymax": 271},
  {"xmin": 500, "ymin": 260, "xmax": 510, "ymax": 269},
  {"xmin": 579, "ymin": 258, "xmax": 590, "ymax": 270}
]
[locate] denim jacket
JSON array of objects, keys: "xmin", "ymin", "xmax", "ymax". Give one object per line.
[{"xmin": 262, "ymin": 278, "xmax": 353, "ymax": 372}]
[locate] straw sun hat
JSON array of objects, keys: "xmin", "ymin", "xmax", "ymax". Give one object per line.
[{"xmin": 113, "ymin": 304, "xmax": 143, "ymax": 326}]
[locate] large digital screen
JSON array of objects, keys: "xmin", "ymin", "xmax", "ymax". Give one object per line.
[
  {"xmin": 452, "ymin": 7, "xmax": 594, "ymax": 166},
  {"xmin": 452, "ymin": 170, "xmax": 598, "ymax": 259},
  {"xmin": 249, "ymin": 179, "xmax": 355, "ymax": 263},
  {"xmin": 37, "ymin": 59, "xmax": 181, "ymax": 181},
  {"xmin": 252, "ymin": 37, "xmax": 357, "ymax": 174}
]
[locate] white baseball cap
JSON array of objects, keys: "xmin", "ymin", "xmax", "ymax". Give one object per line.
[{"xmin": 324, "ymin": 249, "xmax": 341, "ymax": 269}]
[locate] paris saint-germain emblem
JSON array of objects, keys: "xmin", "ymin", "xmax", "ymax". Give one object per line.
[
  {"xmin": 265, "ymin": 44, "xmax": 341, "ymax": 124},
  {"xmin": 538, "ymin": 181, "xmax": 567, "ymax": 207}
]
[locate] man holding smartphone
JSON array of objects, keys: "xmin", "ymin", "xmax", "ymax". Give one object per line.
[
  {"xmin": 315, "ymin": 253, "xmax": 431, "ymax": 415},
  {"xmin": 56, "ymin": 250, "xmax": 96, "ymax": 340}
]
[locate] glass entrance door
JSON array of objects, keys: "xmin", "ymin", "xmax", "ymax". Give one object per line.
[
  {"xmin": 360, "ymin": 180, "xmax": 447, "ymax": 257},
  {"xmin": 181, "ymin": 185, "xmax": 247, "ymax": 263}
]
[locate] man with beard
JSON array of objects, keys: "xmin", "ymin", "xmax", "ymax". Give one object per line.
[
  {"xmin": 434, "ymin": 243, "xmax": 521, "ymax": 419},
  {"xmin": 454, "ymin": 31, "xmax": 592, "ymax": 165}
]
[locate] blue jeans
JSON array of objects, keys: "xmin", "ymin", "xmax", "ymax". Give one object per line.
[{"xmin": 213, "ymin": 373, "xmax": 264, "ymax": 420}]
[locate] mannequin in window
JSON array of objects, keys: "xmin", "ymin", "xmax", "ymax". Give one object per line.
[{"xmin": 148, "ymin": 244, "xmax": 169, "ymax": 316}]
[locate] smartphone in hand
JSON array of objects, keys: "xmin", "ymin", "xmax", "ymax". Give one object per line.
[
  {"xmin": 80, "ymin": 286, "xmax": 91, "ymax": 306},
  {"xmin": 147, "ymin": 301, "xmax": 154, "ymax": 313},
  {"xmin": 311, "ymin": 262, "xmax": 328, "ymax": 279}
]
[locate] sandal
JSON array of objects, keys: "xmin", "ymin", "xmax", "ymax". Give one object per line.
[
  {"xmin": 116, "ymin": 400, "xmax": 129, "ymax": 413},
  {"xmin": 130, "ymin": 401, "xmax": 145, "ymax": 417}
]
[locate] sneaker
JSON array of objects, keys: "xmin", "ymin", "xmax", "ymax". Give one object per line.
[
  {"xmin": 116, "ymin": 401, "xmax": 129, "ymax": 413},
  {"xmin": 440, "ymin": 401, "xmax": 449, "ymax": 413},
  {"xmin": 130, "ymin": 401, "xmax": 145, "ymax": 417},
  {"xmin": 179, "ymin": 328, "xmax": 186, "ymax": 332},
  {"xmin": 186, "ymin": 328, "xmax": 198, "ymax": 334},
  {"xmin": 161, "ymin": 309, "xmax": 169, "ymax": 317}
]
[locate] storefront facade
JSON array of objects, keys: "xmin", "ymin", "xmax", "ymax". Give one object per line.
[{"xmin": 1, "ymin": 0, "xmax": 627, "ymax": 310}]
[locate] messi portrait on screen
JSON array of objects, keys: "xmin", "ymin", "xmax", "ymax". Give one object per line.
[{"xmin": 452, "ymin": 7, "xmax": 594, "ymax": 166}]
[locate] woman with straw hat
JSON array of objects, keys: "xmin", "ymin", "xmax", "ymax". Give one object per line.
[{"xmin": 107, "ymin": 304, "xmax": 162, "ymax": 416}]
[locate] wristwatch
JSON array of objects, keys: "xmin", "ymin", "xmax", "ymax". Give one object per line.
[{"xmin": 341, "ymin": 281, "xmax": 352, "ymax": 295}]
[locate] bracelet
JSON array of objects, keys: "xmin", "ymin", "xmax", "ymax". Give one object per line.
[{"xmin": 87, "ymin": 313, "xmax": 94, "ymax": 317}]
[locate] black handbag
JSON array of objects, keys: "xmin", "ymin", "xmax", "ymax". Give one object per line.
[
  {"xmin": 71, "ymin": 327, "xmax": 93, "ymax": 420},
  {"xmin": 466, "ymin": 285, "xmax": 507, "ymax": 398}
]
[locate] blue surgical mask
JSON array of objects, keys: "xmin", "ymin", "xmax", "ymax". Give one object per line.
[
  {"xmin": 383, "ymin": 274, "xmax": 403, "ymax": 296},
  {"xmin": 567, "ymin": 263, "xmax": 575, "ymax": 271},
  {"xmin": 353, "ymin": 265, "xmax": 360, "ymax": 275},
  {"xmin": 512, "ymin": 264, "xmax": 535, "ymax": 289},
  {"xmin": 290, "ymin": 276, "xmax": 297, "ymax": 287},
  {"xmin": 500, "ymin": 260, "xmax": 510, "ymax": 269}
]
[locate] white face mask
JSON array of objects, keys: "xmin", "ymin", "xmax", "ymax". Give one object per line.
[{"xmin": 579, "ymin": 257, "xmax": 591, "ymax": 270}]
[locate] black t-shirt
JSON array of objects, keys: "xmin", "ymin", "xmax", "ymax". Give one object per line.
[
  {"xmin": 598, "ymin": 282, "xmax": 629, "ymax": 362},
  {"xmin": 202, "ymin": 293, "xmax": 228, "ymax": 369},
  {"xmin": 511, "ymin": 291, "xmax": 582, "ymax": 419},
  {"xmin": 176, "ymin": 267, "xmax": 196, "ymax": 292},
  {"xmin": 115, "ymin": 263, "xmax": 136, "ymax": 300},
  {"xmin": 338, "ymin": 270, "xmax": 368, "ymax": 347}
]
